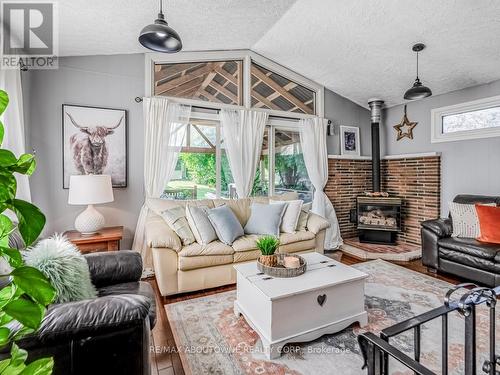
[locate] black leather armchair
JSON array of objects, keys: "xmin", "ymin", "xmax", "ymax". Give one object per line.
[
  {"xmin": 421, "ymin": 195, "xmax": 500, "ymax": 287},
  {"xmin": 1, "ymin": 250, "xmax": 156, "ymax": 375}
]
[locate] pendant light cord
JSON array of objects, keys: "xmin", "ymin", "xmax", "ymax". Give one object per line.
[
  {"xmin": 416, "ymin": 51, "xmax": 419, "ymax": 80},
  {"xmin": 159, "ymin": 0, "xmax": 163, "ymax": 14}
]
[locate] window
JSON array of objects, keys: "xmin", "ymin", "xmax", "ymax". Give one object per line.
[
  {"xmin": 273, "ymin": 129, "xmax": 312, "ymax": 202},
  {"xmin": 154, "ymin": 60, "xmax": 243, "ymax": 105},
  {"xmin": 431, "ymin": 95, "xmax": 500, "ymax": 143},
  {"xmin": 251, "ymin": 62, "xmax": 315, "ymax": 115},
  {"xmin": 147, "ymin": 50, "xmax": 323, "ymax": 117},
  {"xmin": 165, "ymin": 118, "xmax": 219, "ymax": 200}
]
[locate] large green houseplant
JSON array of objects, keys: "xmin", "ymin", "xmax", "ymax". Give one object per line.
[{"xmin": 0, "ymin": 90, "xmax": 56, "ymax": 374}]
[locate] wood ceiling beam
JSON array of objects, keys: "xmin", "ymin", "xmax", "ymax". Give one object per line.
[
  {"xmin": 214, "ymin": 66, "xmax": 238, "ymax": 85},
  {"xmin": 193, "ymin": 62, "xmax": 225, "ymax": 100},
  {"xmin": 156, "ymin": 63, "xmax": 215, "ymax": 95},
  {"xmin": 251, "ymin": 92, "xmax": 281, "ymax": 111},
  {"xmin": 251, "ymin": 68, "xmax": 311, "ymax": 114},
  {"xmin": 166, "ymin": 76, "xmax": 206, "ymax": 97},
  {"xmin": 208, "ymin": 81, "xmax": 238, "ymax": 103},
  {"xmin": 155, "ymin": 62, "xmax": 205, "ymax": 83},
  {"xmin": 192, "ymin": 124, "xmax": 215, "ymax": 149}
]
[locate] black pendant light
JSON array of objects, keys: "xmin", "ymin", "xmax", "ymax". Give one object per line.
[
  {"xmin": 404, "ymin": 43, "xmax": 432, "ymax": 100},
  {"xmin": 139, "ymin": 0, "xmax": 182, "ymax": 53}
]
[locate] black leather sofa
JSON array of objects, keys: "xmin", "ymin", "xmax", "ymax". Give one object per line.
[
  {"xmin": 421, "ymin": 195, "xmax": 500, "ymax": 287},
  {"xmin": 1, "ymin": 250, "xmax": 156, "ymax": 375}
]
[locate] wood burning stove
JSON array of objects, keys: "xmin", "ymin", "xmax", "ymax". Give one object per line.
[
  {"xmin": 357, "ymin": 196, "xmax": 401, "ymax": 244},
  {"xmin": 355, "ymin": 99, "xmax": 403, "ymax": 245}
]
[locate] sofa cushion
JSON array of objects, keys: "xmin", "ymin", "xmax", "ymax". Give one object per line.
[
  {"xmin": 147, "ymin": 197, "xmax": 214, "ymax": 216},
  {"xmin": 279, "ymin": 239, "xmax": 316, "ymax": 254},
  {"xmin": 438, "ymin": 237, "xmax": 500, "ymax": 260},
  {"xmin": 232, "ymin": 234, "xmax": 261, "ymax": 252},
  {"xmin": 185, "ymin": 205, "xmax": 217, "ymax": 245},
  {"xmin": 213, "ymin": 198, "xmax": 251, "ymax": 226},
  {"xmin": 179, "ymin": 241, "xmax": 234, "ymax": 257},
  {"xmin": 449, "ymin": 201, "xmax": 495, "ymax": 238},
  {"xmin": 97, "ymin": 281, "xmax": 156, "ymax": 328},
  {"xmin": 279, "ymin": 231, "xmax": 315, "ymax": 245},
  {"xmin": 178, "ymin": 254, "xmax": 233, "ymax": 271},
  {"xmin": 208, "ymin": 205, "xmax": 245, "ymax": 245},
  {"xmin": 296, "ymin": 202, "xmax": 312, "ymax": 232},
  {"xmin": 160, "ymin": 206, "xmax": 195, "ymax": 246},
  {"xmin": 245, "ymin": 202, "xmax": 286, "ymax": 236},
  {"xmin": 270, "ymin": 199, "xmax": 303, "ymax": 233},
  {"xmin": 439, "ymin": 248, "xmax": 500, "ymax": 274},
  {"xmin": 233, "ymin": 250, "xmax": 261, "ymax": 263}
]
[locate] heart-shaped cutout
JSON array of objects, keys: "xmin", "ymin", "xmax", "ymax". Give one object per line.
[{"xmin": 317, "ymin": 294, "xmax": 326, "ymax": 306}]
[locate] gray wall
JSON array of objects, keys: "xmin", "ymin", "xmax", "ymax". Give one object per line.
[
  {"xmin": 24, "ymin": 54, "xmax": 145, "ymax": 248},
  {"xmin": 324, "ymin": 88, "xmax": 371, "ymax": 155},
  {"xmin": 382, "ymin": 79, "xmax": 500, "ymax": 216}
]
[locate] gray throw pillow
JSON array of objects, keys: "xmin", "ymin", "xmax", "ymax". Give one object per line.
[
  {"xmin": 160, "ymin": 206, "xmax": 196, "ymax": 246},
  {"xmin": 244, "ymin": 202, "xmax": 287, "ymax": 236},
  {"xmin": 186, "ymin": 205, "xmax": 217, "ymax": 245},
  {"xmin": 24, "ymin": 234, "xmax": 97, "ymax": 303},
  {"xmin": 207, "ymin": 205, "xmax": 244, "ymax": 245}
]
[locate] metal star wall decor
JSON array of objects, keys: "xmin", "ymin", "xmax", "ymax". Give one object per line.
[{"xmin": 393, "ymin": 105, "xmax": 417, "ymax": 141}]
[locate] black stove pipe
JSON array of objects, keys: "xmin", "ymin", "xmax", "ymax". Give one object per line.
[{"xmin": 368, "ymin": 99, "xmax": 384, "ymax": 193}]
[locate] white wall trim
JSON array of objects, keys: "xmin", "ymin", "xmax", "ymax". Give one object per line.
[
  {"xmin": 144, "ymin": 49, "xmax": 324, "ymax": 119},
  {"xmin": 431, "ymin": 94, "xmax": 500, "ymax": 143},
  {"xmin": 328, "ymin": 152, "xmax": 441, "ymax": 160}
]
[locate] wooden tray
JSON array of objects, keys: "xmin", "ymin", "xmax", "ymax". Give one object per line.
[{"xmin": 257, "ymin": 253, "xmax": 307, "ymax": 278}]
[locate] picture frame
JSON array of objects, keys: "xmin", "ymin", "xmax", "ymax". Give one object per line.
[
  {"xmin": 62, "ymin": 104, "xmax": 128, "ymax": 188},
  {"xmin": 339, "ymin": 126, "xmax": 360, "ymax": 156}
]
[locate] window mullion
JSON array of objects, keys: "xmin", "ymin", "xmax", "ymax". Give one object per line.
[
  {"xmin": 268, "ymin": 125, "xmax": 275, "ymax": 197},
  {"xmin": 216, "ymin": 122, "xmax": 221, "ymax": 198}
]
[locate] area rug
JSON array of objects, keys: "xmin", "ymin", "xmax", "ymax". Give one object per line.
[{"xmin": 165, "ymin": 260, "xmax": 498, "ymax": 375}]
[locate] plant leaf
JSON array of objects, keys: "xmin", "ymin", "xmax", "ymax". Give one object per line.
[
  {"xmin": 10, "ymin": 154, "xmax": 36, "ymax": 176},
  {"xmin": 0, "ymin": 358, "xmax": 10, "ymax": 373},
  {"xmin": 0, "ymin": 247, "xmax": 22, "ymax": 268},
  {"xmin": 0, "ymin": 172, "xmax": 17, "ymax": 203},
  {"xmin": 0, "ymin": 120, "xmax": 4, "ymax": 147},
  {"xmin": 11, "ymin": 267, "xmax": 56, "ymax": 306},
  {"xmin": 0, "ymin": 91, "xmax": 8, "ymax": 117},
  {"xmin": 0, "ymin": 215, "xmax": 14, "ymax": 248},
  {"xmin": 19, "ymin": 358, "xmax": 53, "ymax": 375},
  {"xmin": 5, "ymin": 343, "xmax": 28, "ymax": 374},
  {"xmin": 0, "ymin": 327, "xmax": 10, "ymax": 346},
  {"xmin": 3, "ymin": 297, "xmax": 44, "ymax": 330},
  {"xmin": 0, "ymin": 150, "xmax": 18, "ymax": 167},
  {"xmin": 7, "ymin": 200, "xmax": 45, "ymax": 246},
  {"xmin": 0, "ymin": 285, "xmax": 17, "ymax": 310}
]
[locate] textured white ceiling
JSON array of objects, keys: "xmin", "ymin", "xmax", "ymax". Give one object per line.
[
  {"xmin": 57, "ymin": 0, "xmax": 296, "ymax": 56},
  {"xmin": 51, "ymin": 0, "xmax": 500, "ymax": 107},
  {"xmin": 253, "ymin": 0, "xmax": 500, "ymax": 107}
]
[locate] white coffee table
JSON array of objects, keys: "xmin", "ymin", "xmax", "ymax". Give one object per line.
[{"xmin": 233, "ymin": 252, "xmax": 368, "ymax": 359}]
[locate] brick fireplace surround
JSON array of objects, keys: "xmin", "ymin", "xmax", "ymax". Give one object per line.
[{"xmin": 326, "ymin": 153, "xmax": 441, "ymax": 246}]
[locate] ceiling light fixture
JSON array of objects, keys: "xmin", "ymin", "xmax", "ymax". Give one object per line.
[
  {"xmin": 139, "ymin": 0, "xmax": 182, "ymax": 53},
  {"xmin": 404, "ymin": 43, "xmax": 432, "ymax": 100}
]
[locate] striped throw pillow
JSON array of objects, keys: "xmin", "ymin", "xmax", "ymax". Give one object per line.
[{"xmin": 449, "ymin": 202, "xmax": 496, "ymax": 238}]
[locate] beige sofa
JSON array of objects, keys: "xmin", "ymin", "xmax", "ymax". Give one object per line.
[{"xmin": 145, "ymin": 194, "xmax": 330, "ymax": 296}]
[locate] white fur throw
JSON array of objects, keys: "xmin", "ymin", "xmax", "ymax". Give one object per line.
[{"xmin": 24, "ymin": 234, "xmax": 97, "ymax": 303}]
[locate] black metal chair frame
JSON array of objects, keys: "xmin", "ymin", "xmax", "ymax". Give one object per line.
[{"xmin": 358, "ymin": 284, "xmax": 500, "ymax": 375}]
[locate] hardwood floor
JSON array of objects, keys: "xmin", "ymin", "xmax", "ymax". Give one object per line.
[{"xmin": 147, "ymin": 252, "xmax": 462, "ymax": 375}]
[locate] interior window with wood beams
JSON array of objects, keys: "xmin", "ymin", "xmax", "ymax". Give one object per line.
[
  {"xmin": 250, "ymin": 62, "xmax": 315, "ymax": 115},
  {"xmin": 154, "ymin": 60, "xmax": 243, "ymax": 105}
]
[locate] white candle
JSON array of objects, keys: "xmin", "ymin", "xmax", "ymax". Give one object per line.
[{"xmin": 284, "ymin": 256, "xmax": 300, "ymax": 268}]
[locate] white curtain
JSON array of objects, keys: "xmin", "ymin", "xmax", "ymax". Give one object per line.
[
  {"xmin": 0, "ymin": 68, "xmax": 31, "ymax": 202},
  {"xmin": 220, "ymin": 109, "xmax": 268, "ymax": 198},
  {"xmin": 299, "ymin": 117, "xmax": 343, "ymax": 249},
  {"xmin": 132, "ymin": 97, "xmax": 191, "ymax": 272}
]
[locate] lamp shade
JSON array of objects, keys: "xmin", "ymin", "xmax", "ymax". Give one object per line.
[{"xmin": 68, "ymin": 175, "xmax": 114, "ymax": 205}]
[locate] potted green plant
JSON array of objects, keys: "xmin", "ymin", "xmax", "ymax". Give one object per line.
[
  {"xmin": 0, "ymin": 90, "xmax": 56, "ymax": 374},
  {"xmin": 256, "ymin": 236, "xmax": 280, "ymax": 267}
]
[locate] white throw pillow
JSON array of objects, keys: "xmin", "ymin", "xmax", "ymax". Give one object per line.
[
  {"xmin": 270, "ymin": 199, "xmax": 303, "ymax": 233},
  {"xmin": 160, "ymin": 206, "xmax": 195, "ymax": 246},
  {"xmin": 185, "ymin": 205, "xmax": 217, "ymax": 245},
  {"xmin": 245, "ymin": 202, "xmax": 287, "ymax": 236},
  {"xmin": 296, "ymin": 202, "xmax": 312, "ymax": 232},
  {"xmin": 449, "ymin": 202, "xmax": 496, "ymax": 238}
]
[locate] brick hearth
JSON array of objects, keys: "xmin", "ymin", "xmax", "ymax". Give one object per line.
[{"xmin": 326, "ymin": 154, "xmax": 441, "ymax": 246}]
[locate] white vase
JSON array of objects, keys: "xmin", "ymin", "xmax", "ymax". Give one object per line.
[{"xmin": 74, "ymin": 204, "xmax": 105, "ymax": 234}]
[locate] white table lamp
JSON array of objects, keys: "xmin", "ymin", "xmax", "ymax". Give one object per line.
[{"xmin": 68, "ymin": 174, "xmax": 114, "ymax": 234}]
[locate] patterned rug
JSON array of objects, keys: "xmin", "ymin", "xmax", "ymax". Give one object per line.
[{"xmin": 165, "ymin": 260, "xmax": 498, "ymax": 375}]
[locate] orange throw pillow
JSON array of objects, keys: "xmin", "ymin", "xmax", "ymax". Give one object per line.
[{"xmin": 476, "ymin": 204, "xmax": 500, "ymax": 244}]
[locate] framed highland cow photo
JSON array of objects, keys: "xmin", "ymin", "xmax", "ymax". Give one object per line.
[{"xmin": 62, "ymin": 104, "xmax": 127, "ymax": 188}]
